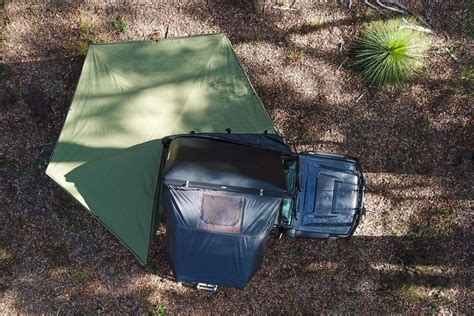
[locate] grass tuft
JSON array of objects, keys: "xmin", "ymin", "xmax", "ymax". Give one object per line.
[
  {"xmin": 112, "ymin": 16, "xmax": 128, "ymax": 34},
  {"xmin": 349, "ymin": 18, "xmax": 430, "ymax": 86},
  {"xmin": 457, "ymin": 61, "xmax": 473, "ymax": 96},
  {"xmin": 46, "ymin": 5, "xmax": 57, "ymax": 14},
  {"xmin": 64, "ymin": 40, "xmax": 90, "ymax": 56},
  {"xmin": 65, "ymin": 10, "xmax": 101, "ymax": 56},
  {"xmin": 79, "ymin": 11, "xmax": 94, "ymax": 38},
  {"xmin": 73, "ymin": 269, "xmax": 87, "ymax": 283},
  {"xmin": 149, "ymin": 304, "xmax": 167, "ymax": 316}
]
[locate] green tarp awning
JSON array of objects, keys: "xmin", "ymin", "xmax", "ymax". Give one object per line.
[{"xmin": 46, "ymin": 34, "xmax": 276, "ymax": 264}]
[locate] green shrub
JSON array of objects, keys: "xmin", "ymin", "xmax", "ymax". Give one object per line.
[
  {"xmin": 112, "ymin": 16, "xmax": 128, "ymax": 34},
  {"xmin": 149, "ymin": 304, "xmax": 166, "ymax": 316},
  {"xmin": 349, "ymin": 18, "xmax": 430, "ymax": 86},
  {"xmin": 64, "ymin": 40, "xmax": 90, "ymax": 56},
  {"xmin": 64, "ymin": 11, "xmax": 100, "ymax": 56},
  {"xmin": 79, "ymin": 11, "xmax": 94, "ymax": 38}
]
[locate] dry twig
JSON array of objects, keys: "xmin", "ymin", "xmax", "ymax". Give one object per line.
[
  {"xmin": 271, "ymin": 5, "xmax": 297, "ymax": 11},
  {"xmin": 337, "ymin": 57, "xmax": 349, "ymax": 70},
  {"xmin": 355, "ymin": 91, "xmax": 367, "ymax": 103}
]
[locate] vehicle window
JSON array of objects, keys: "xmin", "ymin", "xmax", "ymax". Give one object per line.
[{"xmin": 197, "ymin": 193, "xmax": 244, "ymax": 233}]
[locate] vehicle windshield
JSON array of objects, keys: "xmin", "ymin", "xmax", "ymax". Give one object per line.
[{"xmin": 280, "ymin": 159, "xmax": 297, "ymax": 226}]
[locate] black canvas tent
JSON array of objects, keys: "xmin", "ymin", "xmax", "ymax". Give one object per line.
[{"xmin": 161, "ymin": 134, "xmax": 290, "ymax": 288}]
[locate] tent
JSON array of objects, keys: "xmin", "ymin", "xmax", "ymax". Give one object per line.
[
  {"xmin": 161, "ymin": 134, "xmax": 291, "ymax": 288},
  {"xmin": 46, "ymin": 34, "xmax": 277, "ymax": 265}
]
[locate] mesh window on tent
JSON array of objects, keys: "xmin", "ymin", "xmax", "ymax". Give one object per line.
[{"xmin": 196, "ymin": 193, "xmax": 244, "ymax": 233}]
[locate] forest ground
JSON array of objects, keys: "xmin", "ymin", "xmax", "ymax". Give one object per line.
[{"xmin": 1, "ymin": 0, "xmax": 472, "ymax": 313}]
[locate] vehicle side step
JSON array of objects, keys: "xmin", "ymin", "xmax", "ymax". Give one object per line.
[{"xmin": 196, "ymin": 283, "xmax": 218, "ymax": 293}]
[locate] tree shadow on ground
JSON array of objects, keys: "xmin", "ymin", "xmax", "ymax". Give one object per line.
[
  {"xmin": 182, "ymin": 1, "xmax": 473, "ymax": 203},
  {"xmin": 1, "ymin": 1, "xmax": 473, "ymax": 313},
  {"xmin": 3, "ymin": 205, "xmax": 472, "ymax": 313},
  {"xmin": 2, "ymin": 54, "xmax": 472, "ymax": 314}
]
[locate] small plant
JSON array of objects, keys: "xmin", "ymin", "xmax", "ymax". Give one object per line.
[
  {"xmin": 37, "ymin": 148, "xmax": 50, "ymax": 170},
  {"xmin": 73, "ymin": 269, "xmax": 87, "ymax": 283},
  {"xmin": 65, "ymin": 40, "xmax": 90, "ymax": 56},
  {"xmin": 112, "ymin": 16, "xmax": 128, "ymax": 34},
  {"xmin": 0, "ymin": 242, "xmax": 12, "ymax": 262},
  {"xmin": 295, "ymin": 247, "xmax": 305, "ymax": 260},
  {"xmin": 287, "ymin": 49, "xmax": 305, "ymax": 63},
  {"xmin": 349, "ymin": 18, "xmax": 430, "ymax": 86},
  {"xmin": 46, "ymin": 5, "xmax": 57, "ymax": 14},
  {"xmin": 403, "ymin": 284, "xmax": 428, "ymax": 302},
  {"xmin": 149, "ymin": 304, "xmax": 166, "ymax": 316},
  {"xmin": 458, "ymin": 62, "xmax": 473, "ymax": 96},
  {"xmin": 79, "ymin": 11, "xmax": 94, "ymax": 38},
  {"xmin": 25, "ymin": 3, "xmax": 39, "ymax": 12},
  {"xmin": 65, "ymin": 10, "xmax": 100, "ymax": 56}
]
